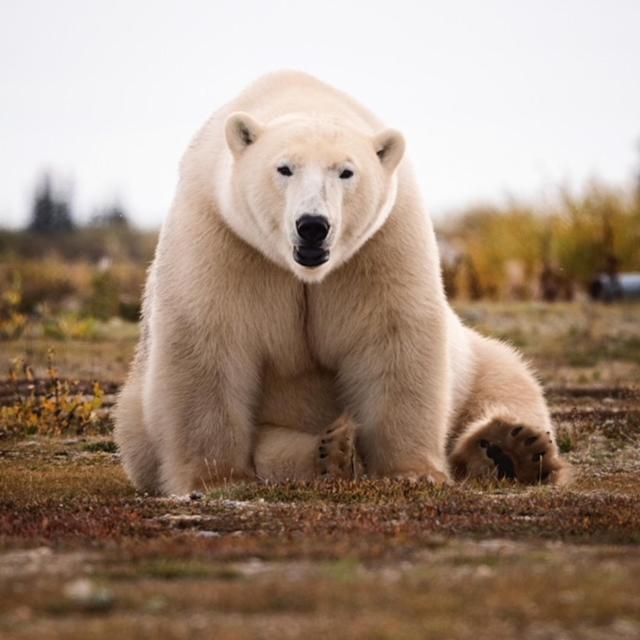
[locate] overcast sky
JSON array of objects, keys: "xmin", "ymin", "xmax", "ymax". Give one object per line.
[{"xmin": 1, "ymin": 0, "xmax": 639, "ymax": 228}]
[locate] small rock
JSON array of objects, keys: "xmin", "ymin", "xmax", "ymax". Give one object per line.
[
  {"xmin": 159, "ymin": 513, "xmax": 204, "ymax": 522},
  {"xmin": 158, "ymin": 514, "xmax": 205, "ymax": 529},
  {"xmin": 63, "ymin": 578, "xmax": 113, "ymax": 611}
]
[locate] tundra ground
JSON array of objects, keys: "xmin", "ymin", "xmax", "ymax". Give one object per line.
[{"xmin": 1, "ymin": 302, "xmax": 639, "ymax": 639}]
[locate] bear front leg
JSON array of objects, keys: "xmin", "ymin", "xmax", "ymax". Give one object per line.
[
  {"xmin": 338, "ymin": 317, "xmax": 451, "ymax": 484},
  {"xmin": 145, "ymin": 344, "xmax": 259, "ymax": 495}
]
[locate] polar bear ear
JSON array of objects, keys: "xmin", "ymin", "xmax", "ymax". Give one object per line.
[
  {"xmin": 373, "ymin": 129, "xmax": 405, "ymax": 173},
  {"xmin": 225, "ymin": 112, "xmax": 263, "ymax": 157}
]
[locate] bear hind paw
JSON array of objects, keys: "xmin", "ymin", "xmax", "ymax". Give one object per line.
[{"xmin": 451, "ymin": 416, "xmax": 569, "ymax": 485}]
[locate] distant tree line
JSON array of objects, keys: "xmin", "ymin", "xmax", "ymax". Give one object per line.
[{"xmin": 28, "ymin": 172, "xmax": 129, "ymax": 234}]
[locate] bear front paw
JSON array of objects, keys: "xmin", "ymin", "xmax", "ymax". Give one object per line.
[{"xmin": 315, "ymin": 414, "xmax": 362, "ymax": 480}]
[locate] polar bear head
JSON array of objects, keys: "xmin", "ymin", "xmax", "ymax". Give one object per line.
[{"xmin": 222, "ymin": 113, "xmax": 405, "ymax": 282}]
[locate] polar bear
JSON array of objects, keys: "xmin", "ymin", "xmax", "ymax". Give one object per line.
[{"xmin": 114, "ymin": 71, "xmax": 567, "ymax": 494}]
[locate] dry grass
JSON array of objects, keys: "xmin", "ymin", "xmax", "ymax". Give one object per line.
[
  {"xmin": 0, "ymin": 352, "xmax": 112, "ymax": 437},
  {"xmin": 0, "ymin": 303, "xmax": 639, "ymax": 639},
  {"xmin": 438, "ymin": 182, "xmax": 640, "ymax": 299}
]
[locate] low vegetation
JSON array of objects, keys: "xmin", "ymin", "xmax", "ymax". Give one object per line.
[
  {"xmin": 0, "ymin": 351, "xmax": 111, "ymax": 438},
  {"xmin": 0, "ymin": 303, "xmax": 639, "ymax": 638}
]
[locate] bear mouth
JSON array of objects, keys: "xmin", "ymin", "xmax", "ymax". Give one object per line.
[{"xmin": 293, "ymin": 246, "xmax": 330, "ymax": 268}]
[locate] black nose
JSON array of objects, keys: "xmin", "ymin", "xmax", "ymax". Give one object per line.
[{"xmin": 296, "ymin": 215, "xmax": 330, "ymax": 245}]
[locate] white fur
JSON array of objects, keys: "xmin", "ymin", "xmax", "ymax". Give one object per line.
[{"xmin": 115, "ymin": 71, "xmax": 564, "ymax": 493}]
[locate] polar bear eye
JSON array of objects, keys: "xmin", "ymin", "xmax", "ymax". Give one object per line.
[
  {"xmin": 339, "ymin": 169, "xmax": 354, "ymax": 180},
  {"xmin": 277, "ymin": 165, "xmax": 293, "ymax": 177}
]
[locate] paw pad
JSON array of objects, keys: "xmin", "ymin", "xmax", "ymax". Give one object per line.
[{"xmin": 485, "ymin": 443, "xmax": 516, "ymax": 480}]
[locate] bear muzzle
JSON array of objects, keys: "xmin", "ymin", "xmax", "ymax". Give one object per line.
[{"xmin": 294, "ymin": 215, "xmax": 331, "ymax": 268}]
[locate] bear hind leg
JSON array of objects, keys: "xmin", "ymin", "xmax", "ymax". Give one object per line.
[{"xmin": 448, "ymin": 334, "xmax": 570, "ymax": 485}]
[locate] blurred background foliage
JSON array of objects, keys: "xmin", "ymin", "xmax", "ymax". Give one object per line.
[
  {"xmin": 438, "ymin": 180, "xmax": 640, "ymax": 301},
  {"xmin": 1, "ymin": 169, "xmax": 639, "ymax": 341},
  {"xmin": 0, "ymin": 173, "xmax": 157, "ymax": 339}
]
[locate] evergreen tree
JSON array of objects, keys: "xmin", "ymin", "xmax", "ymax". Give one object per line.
[{"xmin": 28, "ymin": 174, "xmax": 74, "ymax": 233}]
